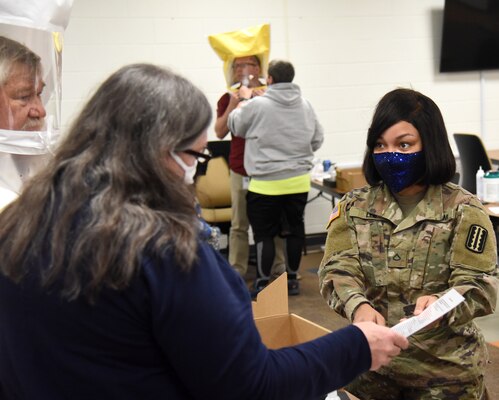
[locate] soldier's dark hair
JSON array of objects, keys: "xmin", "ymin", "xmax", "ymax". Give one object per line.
[
  {"xmin": 362, "ymin": 88, "xmax": 456, "ymax": 186},
  {"xmin": 268, "ymin": 60, "xmax": 295, "ymax": 83}
]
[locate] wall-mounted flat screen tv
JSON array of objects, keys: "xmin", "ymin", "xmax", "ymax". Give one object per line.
[{"xmin": 440, "ymin": 0, "xmax": 499, "ymax": 73}]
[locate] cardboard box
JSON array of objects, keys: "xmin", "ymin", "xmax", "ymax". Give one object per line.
[
  {"xmin": 335, "ymin": 167, "xmax": 367, "ymax": 193},
  {"xmin": 252, "ymin": 273, "xmax": 359, "ymax": 400},
  {"xmin": 252, "ymin": 273, "xmax": 330, "ymax": 348}
]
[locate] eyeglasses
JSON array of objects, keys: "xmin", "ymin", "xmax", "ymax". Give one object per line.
[
  {"xmin": 232, "ymin": 62, "xmax": 258, "ymax": 70},
  {"xmin": 183, "ymin": 148, "xmax": 212, "ymax": 164}
]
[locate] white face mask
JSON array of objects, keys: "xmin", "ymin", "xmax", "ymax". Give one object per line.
[
  {"xmin": 0, "ymin": 123, "xmax": 60, "ymax": 196},
  {"xmin": 170, "ymin": 151, "xmax": 198, "ymax": 185},
  {"xmin": 0, "ymin": 126, "xmax": 58, "ymax": 155}
]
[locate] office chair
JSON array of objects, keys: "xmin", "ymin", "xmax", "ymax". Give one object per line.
[
  {"xmin": 206, "ymin": 140, "xmax": 230, "ymax": 166},
  {"xmin": 195, "ymin": 140, "xmax": 230, "ymax": 178},
  {"xmin": 195, "ymin": 155, "xmax": 232, "ymax": 236},
  {"xmin": 453, "ymin": 133, "xmax": 492, "ymax": 194}
]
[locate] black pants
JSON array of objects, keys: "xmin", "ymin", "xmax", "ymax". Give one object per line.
[{"xmin": 246, "ymin": 191, "xmax": 308, "ymax": 281}]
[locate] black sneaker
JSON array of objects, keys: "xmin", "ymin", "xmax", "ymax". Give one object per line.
[
  {"xmin": 250, "ymin": 278, "xmax": 269, "ymax": 299},
  {"xmin": 287, "ymin": 279, "xmax": 300, "ymax": 296}
]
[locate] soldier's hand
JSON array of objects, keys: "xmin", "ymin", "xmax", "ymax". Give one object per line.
[
  {"xmin": 414, "ymin": 295, "xmax": 440, "ymax": 330},
  {"xmin": 354, "ymin": 321, "xmax": 409, "ymax": 371},
  {"xmin": 353, "ymin": 303, "xmax": 386, "ymax": 326},
  {"xmin": 414, "ymin": 295, "xmax": 438, "ymax": 315}
]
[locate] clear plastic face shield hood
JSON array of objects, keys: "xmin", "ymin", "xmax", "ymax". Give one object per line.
[{"xmin": 0, "ymin": 0, "xmax": 72, "ymax": 206}]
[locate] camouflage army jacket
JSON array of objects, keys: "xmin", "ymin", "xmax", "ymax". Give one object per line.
[{"xmin": 319, "ymin": 183, "xmax": 499, "ymax": 385}]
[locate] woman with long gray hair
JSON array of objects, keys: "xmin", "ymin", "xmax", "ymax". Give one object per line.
[{"xmin": 0, "ymin": 63, "xmax": 407, "ymax": 399}]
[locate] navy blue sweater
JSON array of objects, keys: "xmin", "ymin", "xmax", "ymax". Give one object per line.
[{"xmin": 0, "ymin": 241, "xmax": 370, "ymax": 399}]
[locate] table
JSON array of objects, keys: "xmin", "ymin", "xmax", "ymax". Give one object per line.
[
  {"xmin": 311, "ymin": 178, "xmax": 499, "ymax": 224},
  {"xmin": 484, "ymin": 204, "xmax": 499, "ymax": 239},
  {"xmin": 488, "ymin": 149, "xmax": 499, "ymax": 164},
  {"xmin": 484, "ymin": 203, "xmax": 499, "ymax": 218},
  {"xmin": 309, "ymin": 179, "xmax": 346, "ymax": 205}
]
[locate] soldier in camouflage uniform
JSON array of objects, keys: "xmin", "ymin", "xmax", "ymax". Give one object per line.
[{"xmin": 319, "ymin": 89, "xmax": 498, "ymax": 400}]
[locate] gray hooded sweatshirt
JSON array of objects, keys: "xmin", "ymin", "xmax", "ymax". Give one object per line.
[{"xmin": 228, "ymin": 82, "xmax": 324, "ymax": 181}]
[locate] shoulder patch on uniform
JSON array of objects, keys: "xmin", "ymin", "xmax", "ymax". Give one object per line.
[
  {"xmin": 326, "ymin": 205, "xmax": 340, "ymax": 229},
  {"xmin": 323, "ymin": 201, "xmax": 354, "ymax": 255},
  {"xmin": 465, "ymin": 224, "xmax": 488, "ymax": 253},
  {"xmin": 451, "ymin": 204, "xmax": 496, "ymax": 272}
]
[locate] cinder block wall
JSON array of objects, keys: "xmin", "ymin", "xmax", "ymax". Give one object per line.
[{"xmin": 62, "ymin": 0, "xmax": 499, "ymax": 233}]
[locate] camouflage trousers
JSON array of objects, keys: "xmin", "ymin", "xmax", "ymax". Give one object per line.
[{"xmin": 345, "ymin": 371, "xmax": 488, "ymax": 400}]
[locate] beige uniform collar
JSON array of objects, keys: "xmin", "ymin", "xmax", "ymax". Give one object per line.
[{"xmin": 367, "ymin": 184, "xmax": 447, "ymax": 232}]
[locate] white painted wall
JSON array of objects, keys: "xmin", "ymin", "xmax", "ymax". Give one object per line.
[{"xmin": 61, "ymin": 0, "xmax": 499, "ymax": 234}]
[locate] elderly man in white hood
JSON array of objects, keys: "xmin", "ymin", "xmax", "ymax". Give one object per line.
[{"xmin": 0, "ymin": 35, "xmax": 50, "ymax": 210}]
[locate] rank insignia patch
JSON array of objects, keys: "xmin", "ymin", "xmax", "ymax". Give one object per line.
[{"xmin": 465, "ymin": 224, "xmax": 488, "ymax": 253}]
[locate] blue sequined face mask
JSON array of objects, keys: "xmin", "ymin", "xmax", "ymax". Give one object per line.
[{"xmin": 373, "ymin": 151, "xmax": 425, "ymax": 193}]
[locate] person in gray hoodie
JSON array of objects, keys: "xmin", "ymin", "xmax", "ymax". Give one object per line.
[{"xmin": 228, "ymin": 59, "xmax": 324, "ymax": 296}]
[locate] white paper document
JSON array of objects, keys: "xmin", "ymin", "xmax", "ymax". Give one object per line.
[
  {"xmin": 391, "ymin": 289, "xmax": 465, "ymax": 338},
  {"xmin": 325, "ymin": 391, "xmax": 339, "ymax": 400}
]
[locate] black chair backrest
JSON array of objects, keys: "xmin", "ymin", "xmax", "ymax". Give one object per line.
[
  {"xmin": 195, "ymin": 140, "xmax": 231, "ymax": 177},
  {"xmin": 451, "ymin": 172, "xmax": 460, "ymax": 184},
  {"xmin": 207, "ymin": 140, "xmax": 230, "ymax": 166},
  {"xmin": 453, "ymin": 133, "xmax": 492, "ymax": 194}
]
